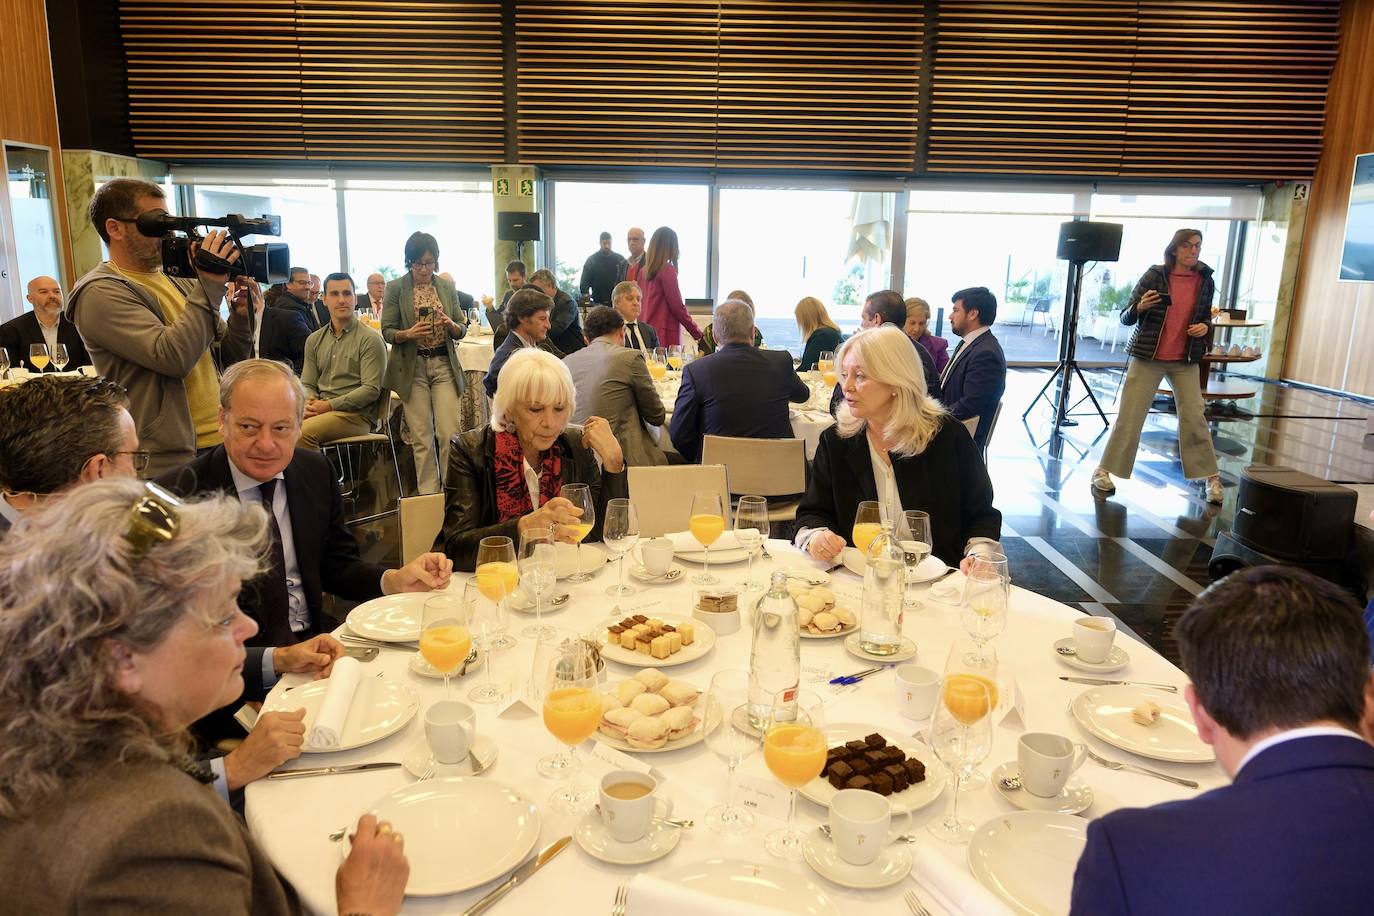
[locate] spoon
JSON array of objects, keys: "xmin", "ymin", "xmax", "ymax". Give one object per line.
[
  {"xmin": 592, "ymin": 804, "xmax": 693, "ymax": 829},
  {"xmin": 819, "ymin": 824, "xmax": 919, "ymax": 844},
  {"xmin": 458, "ymin": 645, "xmax": 478, "ymax": 677},
  {"xmin": 1056, "ymin": 645, "xmax": 1078, "ymax": 657},
  {"xmin": 998, "ymin": 773, "xmax": 1023, "ymax": 791}
]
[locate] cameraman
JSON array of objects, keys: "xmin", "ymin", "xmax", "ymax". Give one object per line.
[{"xmin": 66, "ymin": 179, "xmax": 251, "ymax": 476}]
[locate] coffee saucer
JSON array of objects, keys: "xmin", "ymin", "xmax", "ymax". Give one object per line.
[
  {"xmin": 992, "ymin": 761, "xmax": 1093, "ymax": 816},
  {"xmin": 844, "ymin": 633, "xmax": 917, "ymax": 664},
  {"xmin": 573, "ymin": 798, "xmax": 681, "ymax": 865},
  {"xmin": 629, "ymin": 564, "xmax": 684, "ymax": 584},
  {"xmin": 402, "ymin": 735, "xmax": 499, "ymax": 779},
  {"xmin": 801, "ymin": 827, "xmax": 912, "ymax": 890},
  {"xmin": 1053, "ymin": 638, "xmax": 1129, "ymax": 673}
]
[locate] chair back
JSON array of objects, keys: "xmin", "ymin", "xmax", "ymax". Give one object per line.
[
  {"xmin": 400, "ymin": 493, "xmax": 445, "ymax": 563},
  {"xmin": 628, "ymin": 464, "xmax": 731, "ymax": 537},
  {"xmin": 701, "ymin": 435, "xmax": 805, "ymax": 497}
]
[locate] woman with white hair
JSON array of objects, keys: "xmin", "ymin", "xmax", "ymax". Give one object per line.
[
  {"xmin": 439, "ymin": 348, "xmax": 627, "ymax": 571},
  {"xmin": 794, "ymin": 326, "xmax": 1002, "ymax": 568},
  {"xmin": 0, "ymin": 479, "xmax": 408, "ymax": 913}
]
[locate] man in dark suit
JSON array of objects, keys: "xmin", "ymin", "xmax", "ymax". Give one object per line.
[
  {"xmin": 940, "ymin": 286, "xmax": 1007, "ymax": 450},
  {"xmin": 485, "ymin": 288, "xmax": 564, "ymax": 398},
  {"xmin": 0, "ymin": 275, "xmax": 91, "ymax": 370},
  {"xmin": 530, "ymin": 267, "xmax": 586, "ymax": 356},
  {"xmin": 308, "ymin": 273, "xmax": 329, "ymax": 328},
  {"xmin": 669, "ymin": 298, "xmax": 808, "ymax": 463},
  {"xmin": 829, "ymin": 290, "xmax": 942, "ymax": 415},
  {"xmin": 1071, "ymin": 566, "xmax": 1374, "ymax": 915},
  {"xmin": 612, "ymin": 280, "xmax": 659, "ymax": 352},
  {"xmin": 275, "ymin": 266, "xmax": 321, "ymax": 332}
]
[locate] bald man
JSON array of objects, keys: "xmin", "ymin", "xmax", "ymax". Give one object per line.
[
  {"xmin": 362, "ymin": 272, "xmax": 386, "ymax": 316},
  {"xmin": 621, "ymin": 227, "xmax": 647, "ymax": 284},
  {"xmin": 0, "ymin": 276, "xmax": 91, "ymax": 371}
]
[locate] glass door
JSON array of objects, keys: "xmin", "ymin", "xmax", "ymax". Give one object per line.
[{"xmin": 4, "ymin": 144, "xmax": 64, "ymax": 309}]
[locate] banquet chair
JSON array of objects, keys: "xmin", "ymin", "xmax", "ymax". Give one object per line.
[
  {"xmin": 320, "ymin": 392, "xmax": 402, "ymax": 525},
  {"xmin": 628, "ymin": 464, "xmax": 730, "ymax": 537},
  {"xmin": 700, "ymin": 435, "xmax": 806, "ymax": 522},
  {"xmin": 400, "ymin": 493, "xmax": 445, "ymax": 564}
]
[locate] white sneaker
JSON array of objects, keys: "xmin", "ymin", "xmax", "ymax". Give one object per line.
[
  {"xmin": 1091, "ymin": 468, "xmax": 1116, "ymax": 494},
  {"xmin": 1205, "ymin": 476, "xmax": 1224, "ymax": 505}
]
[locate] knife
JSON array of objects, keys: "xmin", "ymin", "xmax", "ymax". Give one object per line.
[
  {"xmin": 339, "ymin": 634, "xmax": 419, "ymax": 650},
  {"xmin": 1060, "ymin": 676, "xmax": 1179, "ymax": 693},
  {"xmin": 267, "ymin": 761, "xmax": 402, "ymax": 779},
  {"xmin": 462, "ymin": 836, "xmax": 571, "ymax": 916}
]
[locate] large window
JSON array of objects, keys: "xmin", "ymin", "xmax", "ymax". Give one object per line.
[
  {"xmin": 550, "ymin": 181, "xmax": 710, "ymax": 299},
  {"xmin": 191, "ymin": 181, "xmax": 340, "ymax": 279},
  {"xmin": 5, "ymin": 145, "xmax": 63, "ymax": 300},
  {"xmin": 343, "ymin": 178, "xmax": 493, "ymax": 293}
]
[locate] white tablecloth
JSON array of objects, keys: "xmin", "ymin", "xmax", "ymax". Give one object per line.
[
  {"xmin": 657, "ymin": 373, "xmax": 836, "ymax": 460},
  {"xmin": 458, "ymin": 334, "xmax": 496, "ymax": 374},
  {"xmin": 247, "ymin": 541, "xmax": 1223, "ymax": 915}
]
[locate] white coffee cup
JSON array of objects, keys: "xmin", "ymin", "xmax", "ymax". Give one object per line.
[
  {"xmin": 828, "ymin": 789, "xmax": 911, "ymax": 866},
  {"xmin": 598, "ymin": 770, "xmax": 672, "ymax": 843},
  {"xmin": 1072, "ymin": 616, "xmax": 1117, "ymax": 664},
  {"xmin": 894, "ymin": 664, "xmax": 941, "ymax": 720},
  {"xmin": 637, "ymin": 537, "xmax": 674, "ymax": 576},
  {"xmin": 424, "ymin": 700, "xmax": 476, "ymax": 765},
  {"xmin": 1017, "ymin": 732, "xmax": 1088, "ymax": 798}
]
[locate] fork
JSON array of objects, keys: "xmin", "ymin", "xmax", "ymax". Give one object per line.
[
  {"xmin": 611, "ymin": 882, "xmax": 628, "ymax": 916},
  {"xmin": 1084, "ymin": 747, "xmax": 1200, "ymax": 788},
  {"xmin": 903, "ymin": 889, "xmax": 933, "ymax": 916}
]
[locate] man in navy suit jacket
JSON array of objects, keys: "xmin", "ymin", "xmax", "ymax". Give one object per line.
[
  {"xmin": 1071, "ymin": 565, "xmax": 1374, "ymax": 915},
  {"xmin": 827, "ymin": 290, "xmax": 942, "ymax": 417},
  {"xmin": 940, "ymin": 286, "xmax": 1007, "ymax": 450},
  {"xmin": 669, "ymin": 299, "xmax": 808, "ymax": 463}
]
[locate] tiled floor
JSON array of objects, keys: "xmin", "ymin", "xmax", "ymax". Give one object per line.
[{"xmin": 1000, "ymin": 364, "xmax": 1373, "ymax": 663}]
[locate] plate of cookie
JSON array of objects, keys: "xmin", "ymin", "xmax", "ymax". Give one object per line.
[
  {"xmin": 787, "ymin": 583, "xmax": 859, "ymax": 639},
  {"xmin": 798, "ymin": 723, "xmax": 948, "ymax": 815},
  {"xmin": 598, "ymin": 614, "xmax": 716, "ymax": 668},
  {"xmin": 595, "ymin": 670, "xmax": 714, "ymax": 753}
]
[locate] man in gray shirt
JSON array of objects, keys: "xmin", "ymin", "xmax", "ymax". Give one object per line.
[{"xmin": 299, "ymin": 272, "xmax": 386, "ymax": 449}]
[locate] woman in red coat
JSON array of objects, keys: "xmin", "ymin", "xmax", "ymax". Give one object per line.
[{"xmin": 639, "ymin": 226, "xmax": 702, "ymax": 347}]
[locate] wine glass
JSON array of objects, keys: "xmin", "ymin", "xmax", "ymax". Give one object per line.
[
  {"xmin": 703, "ymin": 669, "xmax": 759, "ymax": 835},
  {"xmin": 542, "ymin": 638, "xmax": 603, "ymax": 814},
  {"xmin": 530, "ymin": 626, "xmax": 583, "ymax": 775},
  {"xmin": 852, "ymin": 500, "xmax": 883, "ymax": 558},
  {"xmin": 688, "ymin": 490, "xmax": 725, "ymax": 585},
  {"xmin": 470, "ymin": 537, "xmax": 517, "ymax": 702},
  {"xmin": 419, "ymin": 594, "xmax": 472, "ymax": 699},
  {"xmin": 667, "ymin": 344, "xmax": 684, "ymax": 371},
  {"xmin": 29, "ymin": 343, "xmax": 50, "ymax": 372},
  {"xmin": 944, "ymin": 639, "xmax": 999, "ymax": 791},
  {"xmin": 51, "ymin": 343, "xmax": 69, "ymax": 372},
  {"xmin": 734, "ymin": 495, "xmax": 770, "ymax": 591},
  {"xmin": 896, "ymin": 510, "xmax": 933, "ymax": 610},
  {"xmin": 961, "ymin": 552, "xmax": 1010, "ymax": 661},
  {"xmin": 518, "ymin": 528, "xmax": 557, "ymax": 639},
  {"xmin": 790, "ymin": 352, "xmax": 802, "ymax": 372},
  {"xmin": 927, "ymin": 676, "xmax": 993, "ymax": 843},
  {"xmin": 762, "ymin": 688, "xmax": 827, "ymax": 861},
  {"xmin": 602, "ymin": 497, "xmax": 640, "ymax": 596},
  {"xmin": 0, "ymin": 349, "xmax": 10, "ymax": 380},
  {"xmin": 558, "ymin": 483, "xmax": 596, "ymax": 583}
]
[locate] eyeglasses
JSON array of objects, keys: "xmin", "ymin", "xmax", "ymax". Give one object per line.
[
  {"xmin": 113, "ymin": 449, "xmax": 152, "ymax": 472},
  {"xmin": 1177, "ymin": 241, "xmax": 1203, "ymax": 250},
  {"xmin": 413, "ymin": 260, "xmax": 438, "ymax": 270},
  {"xmin": 123, "ymin": 481, "xmax": 183, "ymax": 563}
]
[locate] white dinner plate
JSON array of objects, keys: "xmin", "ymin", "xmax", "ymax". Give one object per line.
[
  {"xmin": 354, "ymin": 777, "xmax": 540, "ymax": 896},
  {"xmin": 1053, "ymin": 638, "xmax": 1130, "ymax": 673},
  {"xmin": 594, "ymin": 684, "xmax": 714, "ymax": 754},
  {"xmin": 659, "ymin": 858, "xmax": 842, "ymax": 916},
  {"xmin": 798, "ymin": 723, "xmax": 948, "ymax": 815},
  {"xmin": 598, "ymin": 616, "xmax": 716, "ymax": 668},
  {"xmin": 574, "ymin": 799, "xmax": 681, "ymax": 865},
  {"xmin": 1070, "ymin": 685, "xmax": 1215, "ymax": 763},
  {"xmin": 967, "ymin": 811, "xmax": 1088, "ymax": 916},
  {"xmin": 674, "ymin": 545, "xmax": 752, "ymax": 563},
  {"xmin": 345, "ymin": 593, "xmax": 431, "ymax": 642},
  {"xmin": 801, "ymin": 828, "xmax": 912, "ymax": 890},
  {"xmin": 556, "ymin": 542, "xmax": 608, "ymax": 578},
  {"xmin": 839, "ymin": 548, "xmax": 947, "ymax": 583},
  {"xmin": 263, "ymin": 675, "xmax": 418, "ymax": 753}
]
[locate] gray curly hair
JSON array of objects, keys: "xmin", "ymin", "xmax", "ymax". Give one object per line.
[{"xmin": 0, "ymin": 478, "xmax": 269, "ymax": 818}]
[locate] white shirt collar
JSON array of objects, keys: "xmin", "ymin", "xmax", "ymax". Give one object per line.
[
  {"xmin": 957, "ymin": 325, "xmax": 990, "ymax": 347},
  {"xmin": 227, "ymin": 459, "xmax": 285, "ymax": 496},
  {"xmin": 1235, "ymin": 725, "xmax": 1367, "ymax": 776},
  {"xmin": 513, "ymin": 329, "xmax": 537, "ymax": 348}
]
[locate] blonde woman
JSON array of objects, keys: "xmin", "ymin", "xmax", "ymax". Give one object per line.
[
  {"xmin": 795, "ymin": 296, "xmax": 844, "ymax": 370},
  {"xmin": 794, "ymin": 326, "xmax": 1002, "ymax": 569},
  {"xmin": 0, "ymin": 480, "xmax": 407, "ymax": 914},
  {"xmin": 903, "ymin": 296, "xmax": 949, "ymax": 374}
]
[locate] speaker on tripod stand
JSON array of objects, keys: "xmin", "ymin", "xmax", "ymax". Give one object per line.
[{"xmin": 1023, "ymin": 221, "xmax": 1123, "ymax": 429}]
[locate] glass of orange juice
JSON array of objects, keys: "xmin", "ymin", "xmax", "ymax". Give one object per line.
[
  {"xmin": 927, "ymin": 676, "xmax": 992, "ymax": 843},
  {"xmin": 419, "ymin": 595, "xmax": 472, "ymax": 699},
  {"xmin": 762, "ymin": 688, "xmax": 827, "ymax": 860},
  {"xmin": 470, "ymin": 537, "xmax": 517, "ymax": 703},
  {"xmin": 688, "ymin": 490, "xmax": 725, "ymax": 585},
  {"xmin": 541, "ymin": 640, "xmax": 603, "ymax": 814},
  {"xmin": 852, "ymin": 500, "xmax": 884, "ymax": 558},
  {"xmin": 943, "ymin": 639, "xmax": 999, "ymax": 792},
  {"xmin": 558, "ymin": 483, "xmax": 597, "ymax": 582}
]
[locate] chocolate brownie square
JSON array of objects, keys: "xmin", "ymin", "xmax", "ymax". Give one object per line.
[
  {"xmin": 849, "ymin": 758, "xmax": 873, "ymax": 776},
  {"xmin": 864, "ymin": 733, "xmax": 887, "ymax": 748},
  {"xmin": 871, "ymin": 772, "xmax": 894, "ymax": 796},
  {"xmin": 845, "ymin": 740, "xmax": 868, "ymax": 754},
  {"xmin": 827, "ymin": 760, "xmax": 854, "ymax": 781},
  {"xmin": 883, "ymin": 764, "xmax": 909, "ymax": 792},
  {"xmin": 845, "ymin": 775, "xmax": 873, "ymax": 791},
  {"xmin": 883, "ymin": 747, "xmax": 906, "ymax": 765},
  {"xmin": 904, "ymin": 758, "xmax": 927, "ymax": 782},
  {"xmin": 862, "ymin": 750, "xmax": 886, "ymax": 768},
  {"xmin": 828, "ymin": 770, "xmax": 849, "ymax": 790},
  {"xmin": 826, "ymin": 747, "xmax": 851, "ymax": 766}
]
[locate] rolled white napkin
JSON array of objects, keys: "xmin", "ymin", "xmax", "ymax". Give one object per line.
[
  {"xmin": 928, "ymin": 570, "xmax": 968, "ymax": 606},
  {"xmin": 306, "ymin": 656, "xmax": 363, "ymax": 748},
  {"xmin": 628, "ymin": 873, "xmax": 789, "ymax": 916},
  {"xmin": 910, "ymin": 846, "xmax": 1015, "ymax": 916},
  {"xmin": 666, "ymin": 530, "xmax": 742, "ymax": 553}
]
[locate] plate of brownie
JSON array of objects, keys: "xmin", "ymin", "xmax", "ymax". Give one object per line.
[{"xmin": 799, "ymin": 723, "xmax": 948, "ymax": 815}]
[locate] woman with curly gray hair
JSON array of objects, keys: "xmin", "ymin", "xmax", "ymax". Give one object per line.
[{"xmin": 0, "ymin": 479, "xmax": 408, "ymax": 915}]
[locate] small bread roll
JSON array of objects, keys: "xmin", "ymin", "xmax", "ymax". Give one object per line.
[
  {"xmin": 600, "ymin": 693, "xmax": 623, "ymax": 713},
  {"xmin": 660, "ymin": 705, "xmax": 699, "ymax": 738},
  {"xmin": 630, "ymin": 693, "xmax": 670, "ymax": 717},
  {"xmin": 626, "ymin": 715, "xmax": 668, "ymax": 749},
  {"xmin": 832, "ymin": 606, "xmax": 856, "ymax": 626},
  {"xmin": 599, "ymin": 706, "xmax": 643, "ymax": 737},
  {"xmin": 660, "ymin": 680, "xmax": 701, "ymax": 707},
  {"xmin": 798, "ymin": 593, "xmax": 827, "ymax": 613},
  {"xmin": 614, "ymin": 679, "xmax": 648, "ymax": 705},
  {"xmin": 1131, "ymin": 700, "xmax": 1162, "ymax": 727},
  {"xmin": 797, "ymin": 607, "xmax": 815, "ymax": 628},
  {"xmin": 811, "ymin": 586, "xmax": 835, "ymax": 607},
  {"xmin": 633, "ymin": 669, "xmax": 669, "ymax": 691},
  {"xmin": 811, "ymin": 611, "xmax": 839, "ymax": 633}
]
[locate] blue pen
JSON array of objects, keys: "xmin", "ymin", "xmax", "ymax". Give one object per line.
[{"xmin": 829, "ymin": 666, "xmax": 881, "ymax": 685}]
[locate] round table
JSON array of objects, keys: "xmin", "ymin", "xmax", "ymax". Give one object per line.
[
  {"xmin": 247, "ymin": 541, "xmax": 1223, "ymax": 915},
  {"xmin": 657, "ymin": 373, "xmax": 836, "ymax": 460}
]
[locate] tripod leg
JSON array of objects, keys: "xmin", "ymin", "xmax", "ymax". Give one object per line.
[
  {"xmin": 1022, "ymin": 363, "xmax": 1065, "ymax": 420},
  {"xmin": 1071, "ymin": 363, "xmax": 1110, "ymax": 426}
]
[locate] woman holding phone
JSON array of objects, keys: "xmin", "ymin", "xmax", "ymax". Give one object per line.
[
  {"xmin": 1092, "ymin": 228, "xmax": 1223, "ymax": 505},
  {"xmin": 382, "ymin": 231, "xmax": 469, "ymax": 494}
]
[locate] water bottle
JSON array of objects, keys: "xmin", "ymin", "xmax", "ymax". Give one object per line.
[
  {"xmin": 860, "ymin": 521, "xmax": 906, "ymax": 655},
  {"xmin": 748, "ymin": 571, "xmax": 801, "ymax": 729}
]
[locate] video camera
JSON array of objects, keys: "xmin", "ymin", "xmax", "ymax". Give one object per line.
[{"xmin": 134, "ymin": 210, "xmax": 290, "ymax": 284}]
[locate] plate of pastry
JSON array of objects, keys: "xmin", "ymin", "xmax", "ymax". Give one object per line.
[
  {"xmin": 1070, "ymin": 685, "xmax": 1214, "ymax": 763},
  {"xmin": 797, "ymin": 723, "xmax": 947, "ymax": 815},
  {"xmin": 594, "ymin": 670, "xmax": 714, "ymax": 753},
  {"xmin": 786, "ymin": 583, "xmax": 859, "ymax": 639},
  {"xmin": 598, "ymin": 614, "xmax": 716, "ymax": 668}
]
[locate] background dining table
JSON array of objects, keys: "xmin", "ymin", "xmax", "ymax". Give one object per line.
[
  {"xmin": 655, "ymin": 369, "xmax": 836, "ymax": 460},
  {"xmin": 246, "ymin": 539, "xmax": 1225, "ymax": 915}
]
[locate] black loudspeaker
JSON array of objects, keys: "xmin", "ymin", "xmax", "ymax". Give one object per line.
[
  {"xmin": 1232, "ymin": 465, "xmax": 1356, "ymax": 562},
  {"xmin": 497, "ymin": 211, "xmax": 540, "ymax": 242},
  {"xmin": 1056, "ymin": 221, "xmax": 1123, "ymax": 262}
]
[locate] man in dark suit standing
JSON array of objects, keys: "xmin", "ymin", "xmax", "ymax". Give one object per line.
[
  {"xmin": 612, "ymin": 280, "xmax": 659, "ymax": 352},
  {"xmin": 1070, "ymin": 565, "xmax": 1374, "ymax": 915},
  {"xmin": 0, "ymin": 276, "xmax": 91, "ymax": 370},
  {"xmin": 669, "ymin": 299, "xmax": 808, "ymax": 463},
  {"xmin": 940, "ymin": 286, "xmax": 1007, "ymax": 450}
]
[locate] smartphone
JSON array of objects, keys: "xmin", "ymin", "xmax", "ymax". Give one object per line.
[
  {"xmin": 418, "ymin": 306, "xmax": 434, "ymax": 318},
  {"xmin": 1156, "ymin": 292, "xmax": 1172, "ymax": 306}
]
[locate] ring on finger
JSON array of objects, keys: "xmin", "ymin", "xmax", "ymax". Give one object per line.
[
  {"xmin": 376, "ymin": 822, "xmax": 393, "ymax": 836},
  {"xmin": 391, "ymin": 832, "xmax": 404, "ymax": 844}
]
